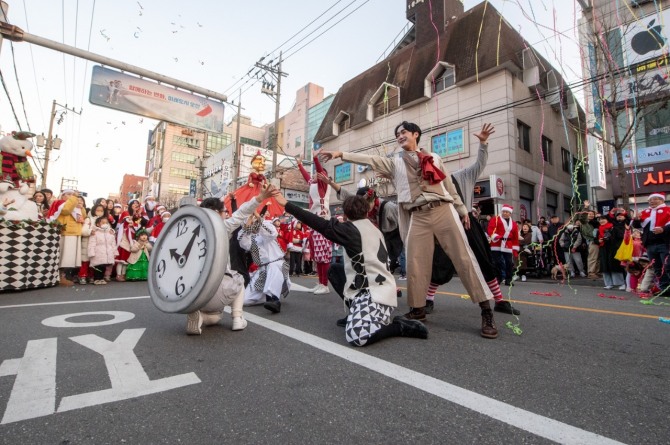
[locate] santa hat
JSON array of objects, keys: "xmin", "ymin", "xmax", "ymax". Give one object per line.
[
  {"xmin": 60, "ymin": 189, "xmax": 76, "ymax": 197},
  {"xmin": 144, "ymin": 195, "xmax": 155, "ymax": 201},
  {"xmin": 252, "ymin": 150, "xmax": 265, "ymax": 161},
  {"xmin": 113, "ymin": 203, "xmax": 122, "ymax": 208},
  {"xmin": 501, "ymin": 204, "xmax": 514, "ymax": 214},
  {"xmin": 648, "ymin": 193, "xmax": 665, "ymax": 201},
  {"xmin": 46, "ymin": 200, "xmax": 67, "ymax": 222}
]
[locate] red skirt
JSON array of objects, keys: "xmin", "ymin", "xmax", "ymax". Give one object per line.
[{"xmin": 224, "ymin": 183, "xmax": 284, "ymax": 218}]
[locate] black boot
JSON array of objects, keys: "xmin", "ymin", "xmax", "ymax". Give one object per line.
[
  {"xmin": 263, "ymin": 295, "xmax": 281, "ymax": 313},
  {"xmin": 392, "ymin": 316, "xmax": 428, "ymax": 339}
]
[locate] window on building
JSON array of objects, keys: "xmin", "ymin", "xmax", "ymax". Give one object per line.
[
  {"xmin": 240, "ymin": 137, "xmax": 262, "ymax": 147},
  {"xmin": 561, "ymin": 148, "xmax": 572, "ymax": 173},
  {"xmin": 640, "ymin": 102, "xmax": 670, "ymax": 148},
  {"xmin": 517, "ymin": 121, "xmax": 531, "ymax": 152},
  {"xmin": 171, "ymin": 152, "xmax": 197, "ymax": 164},
  {"xmin": 541, "ymin": 136, "xmax": 553, "ymax": 164},
  {"xmin": 168, "ymin": 183, "xmax": 190, "ymax": 195},
  {"xmin": 334, "ymin": 111, "xmax": 350, "ymax": 136},
  {"xmin": 169, "ymin": 167, "xmax": 197, "ymax": 179},
  {"xmin": 173, "ymin": 136, "xmax": 200, "ymax": 149},
  {"xmin": 605, "ymin": 28, "xmax": 624, "ymax": 69},
  {"xmin": 546, "ymin": 190, "xmax": 558, "ymax": 217},
  {"xmin": 433, "ymin": 66, "xmax": 455, "ymax": 93},
  {"xmin": 206, "ymin": 133, "xmax": 232, "ymax": 155},
  {"xmin": 338, "ymin": 117, "xmax": 350, "ymax": 133},
  {"xmin": 563, "ymin": 195, "xmax": 574, "ymax": 218},
  {"xmin": 373, "ymin": 84, "xmax": 400, "ymax": 118},
  {"xmin": 295, "ymin": 136, "xmax": 301, "ymax": 148}
]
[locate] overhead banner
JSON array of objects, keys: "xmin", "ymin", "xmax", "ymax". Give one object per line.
[{"xmin": 89, "ymin": 65, "xmax": 224, "ymax": 133}]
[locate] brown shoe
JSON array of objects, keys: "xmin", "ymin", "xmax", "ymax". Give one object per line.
[
  {"xmin": 480, "ymin": 309, "xmax": 498, "ymax": 339},
  {"xmin": 404, "ymin": 307, "xmax": 427, "ymax": 322},
  {"xmin": 59, "ymin": 275, "xmax": 74, "ymax": 287},
  {"xmin": 116, "ymin": 274, "xmax": 126, "ymax": 282}
]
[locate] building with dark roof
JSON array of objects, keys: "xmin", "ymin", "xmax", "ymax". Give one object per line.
[{"xmin": 314, "ymin": 0, "xmax": 586, "ymax": 222}]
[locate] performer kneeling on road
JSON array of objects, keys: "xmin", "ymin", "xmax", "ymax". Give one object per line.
[
  {"xmin": 186, "ymin": 184, "xmax": 278, "ymax": 335},
  {"xmin": 319, "ymin": 121, "xmax": 498, "ymax": 339},
  {"xmin": 274, "ymin": 191, "xmax": 428, "ymax": 346}
]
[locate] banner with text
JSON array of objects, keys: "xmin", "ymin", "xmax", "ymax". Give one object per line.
[{"xmin": 89, "ymin": 66, "xmax": 224, "ymax": 133}]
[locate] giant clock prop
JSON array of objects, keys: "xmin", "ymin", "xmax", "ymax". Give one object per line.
[{"xmin": 148, "ymin": 205, "xmax": 229, "ymax": 314}]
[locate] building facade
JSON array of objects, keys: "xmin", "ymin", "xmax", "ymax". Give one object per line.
[
  {"xmin": 314, "ymin": 0, "xmax": 586, "ymax": 222},
  {"xmin": 579, "ymin": 0, "xmax": 670, "ymax": 213},
  {"xmin": 119, "ymin": 174, "xmax": 147, "ymax": 205}
]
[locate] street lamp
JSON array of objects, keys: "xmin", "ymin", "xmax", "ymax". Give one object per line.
[{"xmin": 194, "ymin": 152, "xmax": 210, "ymax": 200}]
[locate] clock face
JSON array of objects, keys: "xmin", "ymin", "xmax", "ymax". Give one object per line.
[{"xmin": 148, "ymin": 206, "xmax": 228, "ymax": 314}]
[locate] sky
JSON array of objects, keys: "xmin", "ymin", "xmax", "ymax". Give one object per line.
[{"xmin": 0, "ymin": 0, "xmax": 583, "ymax": 200}]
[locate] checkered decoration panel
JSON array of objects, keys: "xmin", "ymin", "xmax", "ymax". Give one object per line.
[{"xmin": 0, "ymin": 224, "xmax": 61, "ymax": 291}]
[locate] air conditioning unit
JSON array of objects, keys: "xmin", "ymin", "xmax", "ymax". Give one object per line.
[{"xmin": 357, "ymin": 165, "xmax": 369, "ymax": 173}]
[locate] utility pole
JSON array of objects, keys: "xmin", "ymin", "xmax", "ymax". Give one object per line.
[
  {"xmin": 232, "ymin": 90, "xmax": 242, "ymax": 191},
  {"xmin": 37, "ymin": 100, "xmax": 81, "ymax": 190},
  {"xmin": 256, "ymin": 51, "xmax": 288, "ymax": 177}
]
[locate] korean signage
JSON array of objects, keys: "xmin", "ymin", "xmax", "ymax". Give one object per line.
[
  {"xmin": 588, "ymin": 136, "xmax": 607, "ymax": 189},
  {"xmin": 431, "ymin": 128, "xmax": 465, "ymax": 157},
  {"xmin": 601, "ymin": 64, "xmax": 670, "ymax": 108},
  {"xmin": 473, "ymin": 180, "xmax": 491, "ymax": 199},
  {"xmin": 189, "ymin": 179, "xmax": 197, "ymax": 197},
  {"xmin": 622, "ymin": 8, "xmax": 670, "ymax": 68},
  {"xmin": 285, "ymin": 189, "xmax": 309, "ymax": 204},
  {"xmin": 89, "ymin": 66, "xmax": 224, "ymax": 133},
  {"xmin": 334, "ymin": 162, "xmax": 352, "ymax": 183},
  {"xmin": 611, "ymin": 160, "xmax": 670, "ymax": 196},
  {"xmin": 611, "ymin": 142, "xmax": 670, "ymax": 167}
]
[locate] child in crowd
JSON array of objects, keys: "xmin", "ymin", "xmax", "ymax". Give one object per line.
[
  {"xmin": 88, "ymin": 217, "xmax": 117, "ymax": 285},
  {"xmin": 288, "ymin": 221, "xmax": 307, "ymax": 276},
  {"xmin": 126, "ymin": 229, "xmax": 152, "ymax": 281},
  {"xmin": 78, "ymin": 201, "xmax": 94, "ymax": 285},
  {"xmin": 149, "ymin": 211, "xmax": 170, "ymax": 244}
]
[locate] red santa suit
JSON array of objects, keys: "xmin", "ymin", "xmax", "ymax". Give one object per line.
[{"xmin": 488, "ymin": 215, "xmax": 520, "ymax": 254}]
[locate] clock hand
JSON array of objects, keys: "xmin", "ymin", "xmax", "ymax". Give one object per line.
[{"xmin": 178, "ymin": 225, "xmax": 202, "ymax": 265}]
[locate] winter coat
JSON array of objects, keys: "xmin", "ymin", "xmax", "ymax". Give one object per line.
[
  {"xmin": 128, "ymin": 240, "xmax": 152, "ymax": 265},
  {"xmin": 55, "ymin": 196, "xmax": 83, "ymax": 236},
  {"xmin": 88, "ymin": 228, "xmax": 117, "ymax": 267},
  {"xmin": 80, "ymin": 217, "xmax": 93, "ymax": 262}
]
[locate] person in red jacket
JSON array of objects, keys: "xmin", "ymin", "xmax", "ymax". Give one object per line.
[
  {"xmin": 488, "ymin": 204, "xmax": 520, "ymax": 286},
  {"xmin": 288, "ymin": 221, "xmax": 308, "ymax": 276}
]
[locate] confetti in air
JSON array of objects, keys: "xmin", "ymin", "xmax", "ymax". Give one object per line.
[{"xmin": 100, "ymin": 29, "xmax": 110, "ymax": 42}]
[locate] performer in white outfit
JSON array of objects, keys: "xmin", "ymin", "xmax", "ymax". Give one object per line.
[
  {"xmin": 186, "ymin": 186, "xmax": 277, "ymax": 335},
  {"xmin": 239, "ymin": 215, "xmax": 290, "ymax": 313}
]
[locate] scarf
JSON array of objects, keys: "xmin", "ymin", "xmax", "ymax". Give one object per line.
[{"xmin": 416, "ymin": 151, "xmax": 446, "ymax": 185}]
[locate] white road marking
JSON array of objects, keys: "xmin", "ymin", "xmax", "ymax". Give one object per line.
[
  {"xmin": 0, "ymin": 296, "xmax": 624, "ymax": 443},
  {"xmin": 58, "ymin": 329, "xmax": 200, "ymax": 413},
  {"xmin": 0, "ymin": 296, "xmax": 150, "ymax": 310},
  {"xmin": 242, "ymin": 311, "xmax": 625, "ymax": 445},
  {"xmin": 42, "ymin": 311, "xmax": 135, "ymax": 328},
  {"xmin": 1, "ymin": 339, "xmax": 57, "ymax": 424}
]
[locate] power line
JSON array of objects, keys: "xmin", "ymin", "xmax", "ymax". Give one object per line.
[
  {"xmin": 0, "ymin": 69, "xmax": 24, "ymax": 131},
  {"xmin": 222, "ymin": 0, "xmax": 361, "ymax": 95},
  {"xmin": 21, "ymin": 0, "xmax": 46, "ymax": 130},
  {"xmin": 0, "ymin": 6, "xmax": 31, "ymax": 132}
]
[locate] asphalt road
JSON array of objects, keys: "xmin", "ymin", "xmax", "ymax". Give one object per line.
[{"xmin": 0, "ymin": 276, "xmax": 668, "ymax": 445}]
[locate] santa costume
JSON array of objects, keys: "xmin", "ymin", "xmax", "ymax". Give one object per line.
[
  {"xmin": 488, "ymin": 204, "xmax": 520, "ymax": 286},
  {"xmin": 297, "ymin": 155, "xmax": 332, "ymax": 294}
]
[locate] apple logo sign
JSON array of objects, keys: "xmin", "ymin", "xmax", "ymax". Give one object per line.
[{"xmin": 631, "ymin": 19, "xmax": 667, "ymax": 56}]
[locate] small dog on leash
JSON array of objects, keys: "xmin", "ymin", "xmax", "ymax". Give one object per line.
[{"xmin": 551, "ymin": 263, "xmax": 567, "ymax": 280}]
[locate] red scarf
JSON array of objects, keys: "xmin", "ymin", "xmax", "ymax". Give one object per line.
[
  {"xmin": 598, "ymin": 222, "xmax": 613, "ymax": 247},
  {"xmin": 416, "ymin": 151, "xmax": 446, "ymax": 185}
]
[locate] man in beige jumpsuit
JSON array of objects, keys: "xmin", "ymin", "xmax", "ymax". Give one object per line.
[{"xmin": 319, "ymin": 121, "xmax": 498, "ymax": 338}]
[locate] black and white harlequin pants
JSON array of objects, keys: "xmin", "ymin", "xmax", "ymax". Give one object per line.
[{"xmin": 345, "ymin": 290, "xmax": 393, "ymax": 347}]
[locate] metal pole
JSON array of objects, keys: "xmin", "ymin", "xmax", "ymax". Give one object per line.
[
  {"xmin": 232, "ymin": 90, "xmax": 242, "ymax": 191},
  {"xmin": 271, "ymin": 52, "xmax": 282, "ymax": 176},
  {"xmin": 0, "ymin": 2, "xmax": 8, "ymax": 56},
  {"xmin": 156, "ymin": 124, "xmax": 165, "ymax": 201},
  {"xmin": 0, "ymin": 22, "xmax": 227, "ymax": 102},
  {"xmin": 39, "ymin": 100, "xmax": 56, "ymax": 190}
]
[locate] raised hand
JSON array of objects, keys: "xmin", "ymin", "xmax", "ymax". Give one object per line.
[
  {"xmin": 473, "ymin": 123, "xmax": 495, "ymax": 143},
  {"xmin": 316, "ymin": 149, "xmax": 341, "ymax": 163}
]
